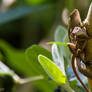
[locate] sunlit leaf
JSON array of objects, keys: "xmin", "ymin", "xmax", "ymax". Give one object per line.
[{"xmin": 38, "ymin": 55, "xmax": 66, "ymax": 84}]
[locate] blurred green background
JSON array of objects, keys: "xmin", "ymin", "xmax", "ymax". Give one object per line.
[
  {"xmin": 0, "ymin": 0, "xmax": 91, "ymax": 49},
  {"xmin": 0, "ymin": 0, "xmax": 91, "ymax": 92}
]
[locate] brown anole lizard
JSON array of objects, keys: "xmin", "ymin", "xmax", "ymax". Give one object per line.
[{"xmin": 68, "ymin": 9, "xmax": 92, "ymax": 92}]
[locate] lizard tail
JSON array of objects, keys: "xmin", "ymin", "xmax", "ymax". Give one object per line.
[{"xmin": 71, "ymin": 54, "xmax": 89, "ymax": 92}]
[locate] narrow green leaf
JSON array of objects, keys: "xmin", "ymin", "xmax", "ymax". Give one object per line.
[
  {"xmin": 47, "ymin": 42, "xmax": 68, "ymax": 47},
  {"xmin": 52, "ymin": 44, "xmax": 65, "ymax": 75},
  {"xmin": 38, "ymin": 55, "xmax": 66, "ymax": 84},
  {"xmin": 0, "ymin": 5, "xmax": 52, "ymax": 24}
]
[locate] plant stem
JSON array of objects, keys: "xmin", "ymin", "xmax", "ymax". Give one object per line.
[
  {"xmin": 84, "ymin": 2, "xmax": 92, "ymax": 92},
  {"xmin": 62, "ymin": 83, "xmax": 75, "ymax": 92}
]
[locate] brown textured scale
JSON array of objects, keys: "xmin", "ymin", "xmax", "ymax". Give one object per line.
[
  {"xmin": 68, "ymin": 2, "xmax": 92, "ymax": 92},
  {"xmin": 68, "ymin": 9, "xmax": 91, "ymax": 92}
]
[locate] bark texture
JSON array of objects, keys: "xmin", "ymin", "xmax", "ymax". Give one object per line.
[{"xmin": 84, "ymin": 3, "xmax": 92, "ymax": 92}]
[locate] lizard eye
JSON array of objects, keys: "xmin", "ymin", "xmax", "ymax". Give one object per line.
[{"xmin": 72, "ymin": 27, "xmax": 81, "ymax": 35}]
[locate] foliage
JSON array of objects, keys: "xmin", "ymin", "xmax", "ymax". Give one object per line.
[
  {"xmin": 38, "ymin": 55, "xmax": 66, "ymax": 84},
  {"xmin": 37, "ymin": 25, "xmax": 88, "ymax": 92},
  {"xmin": 0, "ymin": 25, "xmax": 88, "ymax": 92},
  {"xmin": 0, "ymin": 5, "xmax": 52, "ymax": 24},
  {"xmin": 0, "ymin": 0, "xmax": 91, "ymax": 92}
]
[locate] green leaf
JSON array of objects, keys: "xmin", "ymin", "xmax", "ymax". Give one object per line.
[
  {"xmin": 52, "ymin": 44, "xmax": 66, "ymax": 75},
  {"xmin": 0, "ymin": 40, "xmax": 57, "ymax": 92},
  {"xmin": 38, "ymin": 55, "xmax": 66, "ymax": 84},
  {"xmin": 26, "ymin": 0, "xmax": 46, "ymax": 5},
  {"xmin": 55, "ymin": 25, "xmax": 67, "ymax": 42},
  {"xmin": 0, "ymin": 40, "xmax": 30, "ymax": 74},
  {"xmin": 48, "ymin": 42, "xmax": 68, "ymax": 46},
  {"xmin": 0, "ymin": 61, "xmax": 44, "ymax": 85},
  {"xmin": 54, "ymin": 25, "xmax": 71, "ymax": 68},
  {"xmin": 63, "ymin": 34, "xmax": 71, "ymax": 61},
  {"xmin": 0, "ymin": 5, "xmax": 52, "ymax": 24},
  {"xmin": 54, "ymin": 25, "xmax": 68, "ymax": 57},
  {"xmin": 25, "ymin": 45, "xmax": 58, "ymax": 92},
  {"xmin": 25, "ymin": 45, "xmax": 52, "ymax": 76}
]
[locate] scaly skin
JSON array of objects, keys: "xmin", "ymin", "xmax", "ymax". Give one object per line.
[{"xmin": 68, "ymin": 9, "xmax": 90, "ymax": 92}]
